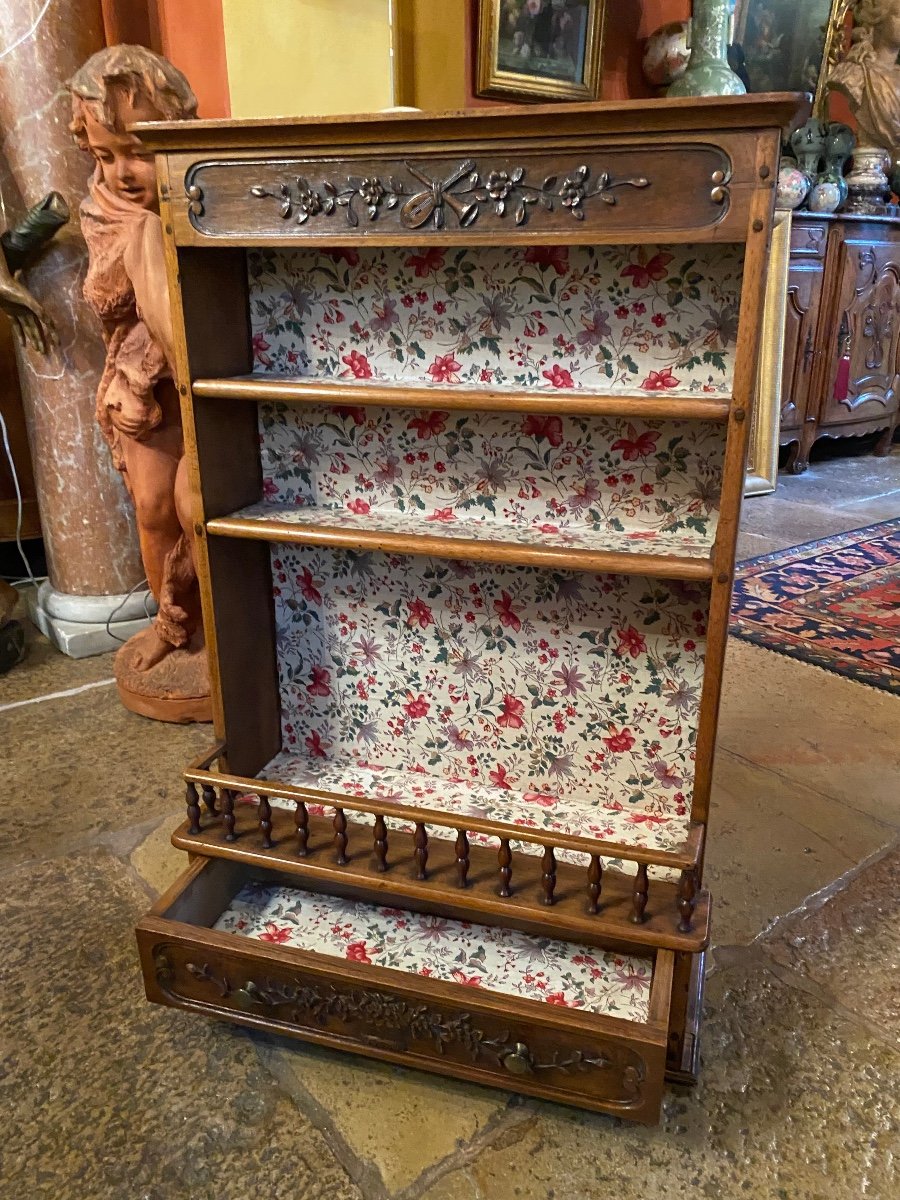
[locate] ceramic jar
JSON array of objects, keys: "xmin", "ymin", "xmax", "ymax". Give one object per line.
[
  {"xmin": 643, "ymin": 21, "xmax": 690, "ymax": 89},
  {"xmin": 807, "ymin": 175, "xmax": 846, "ymax": 213},
  {"xmin": 776, "ymin": 157, "xmax": 811, "ymax": 211}
]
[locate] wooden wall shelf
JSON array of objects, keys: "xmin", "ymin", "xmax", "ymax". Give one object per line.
[{"xmin": 134, "ymin": 94, "xmax": 807, "ymax": 1124}]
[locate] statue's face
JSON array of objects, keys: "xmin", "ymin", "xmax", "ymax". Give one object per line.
[{"xmin": 83, "ymin": 92, "xmax": 161, "ymax": 211}]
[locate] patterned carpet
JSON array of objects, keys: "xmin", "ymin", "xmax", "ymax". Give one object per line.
[{"xmin": 731, "ymin": 518, "xmax": 900, "ymax": 695}]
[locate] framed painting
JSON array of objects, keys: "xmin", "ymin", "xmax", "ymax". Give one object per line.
[
  {"xmin": 745, "ymin": 210, "xmax": 792, "ymax": 496},
  {"xmin": 734, "ymin": 0, "xmax": 851, "ymax": 110},
  {"xmin": 476, "ymin": 0, "xmax": 606, "ymax": 102}
]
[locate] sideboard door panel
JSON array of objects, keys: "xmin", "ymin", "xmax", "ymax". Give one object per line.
[
  {"xmin": 779, "ymin": 261, "xmax": 825, "ymax": 434},
  {"xmin": 818, "ymin": 235, "xmax": 900, "ymax": 429}
]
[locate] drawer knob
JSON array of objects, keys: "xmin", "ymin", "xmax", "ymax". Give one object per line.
[{"xmin": 501, "ymin": 1043, "xmax": 533, "ymax": 1076}]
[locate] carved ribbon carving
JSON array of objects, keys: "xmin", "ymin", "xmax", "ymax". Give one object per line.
[
  {"xmin": 248, "ymin": 160, "xmax": 650, "ymax": 230},
  {"xmin": 153, "ymin": 949, "xmax": 644, "ymax": 1105}
]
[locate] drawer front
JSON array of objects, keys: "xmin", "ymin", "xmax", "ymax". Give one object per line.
[
  {"xmin": 790, "ymin": 219, "xmax": 828, "ymax": 260},
  {"xmin": 168, "ymin": 143, "xmax": 737, "ymax": 245},
  {"xmin": 136, "ymin": 861, "xmax": 670, "ymax": 1122}
]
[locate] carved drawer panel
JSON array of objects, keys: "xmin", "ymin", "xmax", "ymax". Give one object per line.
[
  {"xmin": 790, "ymin": 218, "xmax": 829, "ymax": 260},
  {"xmin": 137, "ymin": 857, "xmax": 674, "ymax": 1122},
  {"xmin": 167, "ymin": 144, "xmax": 736, "ymax": 245}
]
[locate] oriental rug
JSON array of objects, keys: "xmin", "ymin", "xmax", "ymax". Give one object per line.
[{"xmin": 730, "ymin": 518, "xmax": 900, "ymax": 695}]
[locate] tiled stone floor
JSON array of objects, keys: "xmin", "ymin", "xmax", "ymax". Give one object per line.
[{"xmin": 1, "ymin": 449, "xmax": 898, "ymax": 1199}]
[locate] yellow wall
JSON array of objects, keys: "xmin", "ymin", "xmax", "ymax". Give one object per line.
[
  {"xmin": 221, "ymin": 0, "xmax": 394, "ymax": 119},
  {"xmin": 394, "ymin": 0, "xmax": 469, "ymax": 111}
]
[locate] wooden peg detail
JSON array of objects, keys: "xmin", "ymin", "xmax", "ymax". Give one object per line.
[
  {"xmin": 201, "ymin": 783, "xmax": 217, "ymax": 816},
  {"xmin": 678, "ymin": 868, "xmax": 697, "ymax": 933},
  {"xmin": 498, "ymin": 839, "xmax": 512, "ymax": 897},
  {"xmin": 186, "ymin": 782, "xmax": 201, "ymax": 835},
  {"xmin": 334, "ymin": 808, "xmax": 349, "ymax": 864},
  {"xmin": 631, "ymin": 863, "xmax": 649, "ymax": 924},
  {"xmin": 541, "ymin": 845, "xmax": 557, "ymax": 906},
  {"xmin": 258, "ymin": 794, "xmax": 274, "ymax": 849},
  {"xmin": 587, "ymin": 855, "xmax": 602, "ymax": 914},
  {"xmin": 455, "ymin": 829, "xmax": 470, "ymax": 888},
  {"xmin": 374, "ymin": 813, "xmax": 388, "ymax": 871},
  {"xmin": 221, "ymin": 789, "xmax": 236, "ymax": 842},
  {"xmin": 414, "ymin": 822, "xmax": 428, "ymax": 880},
  {"xmin": 294, "ymin": 800, "xmax": 309, "ymax": 856}
]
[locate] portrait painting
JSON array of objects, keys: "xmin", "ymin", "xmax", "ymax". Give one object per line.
[
  {"xmin": 734, "ymin": 0, "xmax": 850, "ymax": 106},
  {"xmin": 477, "ymin": 0, "xmax": 606, "ymax": 102}
]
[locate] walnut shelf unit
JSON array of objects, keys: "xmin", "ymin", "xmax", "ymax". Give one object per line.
[{"xmin": 135, "ymin": 94, "xmax": 807, "ymax": 1124}]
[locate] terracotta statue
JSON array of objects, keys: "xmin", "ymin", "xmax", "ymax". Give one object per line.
[
  {"xmin": 827, "ymin": 0, "xmax": 900, "ymax": 159},
  {"xmin": 68, "ymin": 45, "xmax": 211, "ymax": 722}
]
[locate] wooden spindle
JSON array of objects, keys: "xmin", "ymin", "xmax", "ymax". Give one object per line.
[
  {"xmin": 334, "ymin": 808, "xmax": 349, "ymax": 864},
  {"xmin": 258, "ymin": 794, "xmax": 273, "ymax": 849},
  {"xmin": 498, "ymin": 839, "xmax": 512, "ymax": 898},
  {"xmin": 414, "ymin": 823, "xmax": 428, "ymax": 880},
  {"xmin": 455, "ymin": 829, "xmax": 470, "ymax": 888},
  {"xmin": 186, "ymin": 781, "xmax": 201, "ymax": 835},
  {"xmin": 294, "ymin": 799, "xmax": 309, "ymax": 856},
  {"xmin": 678, "ymin": 868, "xmax": 697, "ymax": 933},
  {"xmin": 374, "ymin": 814, "xmax": 388, "ymax": 872},
  {"xmin": 221, "ymin": 789, "xmax": 236, "ymax": 842},
  {"xmin": 541, "ymin": 845, "xmax": 557, "ymax": 906},
  {"xmin": 587, "ymin": 855, "xmax": 602, "ymax": 914},
  {"xmin": 631, "ymin": 863, "xmax": 649, "ymax": 924},
  {"xmin": 201, "ymin": 783, "xmax": 217, "ymax": 816}
]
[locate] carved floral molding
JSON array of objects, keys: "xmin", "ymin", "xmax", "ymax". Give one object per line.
[
  {"xmin": 153, "ymin": 949, "xmax": 645, "ymax": 1104},
  {"xmin": 245, "ymin": 159, "xmax": 651, "ymax": 230}
]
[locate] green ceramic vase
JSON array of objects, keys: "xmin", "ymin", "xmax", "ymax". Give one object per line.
[{"xmin": 668, "ymin": 0, "xmax": 746, "ymax": 98}]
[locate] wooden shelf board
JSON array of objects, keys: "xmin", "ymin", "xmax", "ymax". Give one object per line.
[
  {"xmin": 191, "ymin": 375, "xmax": 733, "ymax": 421},
  {"xmin": 173, "ymin": 809, "xmax": 710, "ymax": 953},
  {"xmin": 206, "ymin": 504, "xmax": 715, "ymax": 580}
]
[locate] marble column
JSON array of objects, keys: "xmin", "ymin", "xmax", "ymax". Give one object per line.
[{"xmin": 0, "ymin": 0, "xmax": 152, "ymax": 656}]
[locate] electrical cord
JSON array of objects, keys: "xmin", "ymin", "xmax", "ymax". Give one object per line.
[
  {"xmin": 104, "ymin": 576, "xmax": 154, "ymax": 644},
  {"xmin": 0, "ymin": 406, "xmax": 41, "ymax": 589}
]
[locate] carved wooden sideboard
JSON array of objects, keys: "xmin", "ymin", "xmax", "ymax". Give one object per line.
[
  {"xmin": 780, "ymin": 212, "xmax": 900, "ymax": 473},
  {"xmin": 133, "ymin": 95, "xmax": 805, "ymax": 1124}
]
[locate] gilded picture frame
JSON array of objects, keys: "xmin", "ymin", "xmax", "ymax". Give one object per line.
[
  {"xmin": 734, "ymin": 0, "xmax": 851, "ymax": 113},
  {"xmin": 476, "ymin": 0, "xmax": 606, "ymax": 103},
  {"xmin": 745, "ymin": 210, "xmax": 792, "ymax": 497}
]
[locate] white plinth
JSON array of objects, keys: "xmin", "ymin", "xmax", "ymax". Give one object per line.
[{"xmin": 25, "ymin": 582, "xmax": 157, "ymax": 659}]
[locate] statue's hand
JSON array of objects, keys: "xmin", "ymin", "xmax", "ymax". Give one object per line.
[
  {"xmin": 0, "ymin": 262, "xmax": 57, "ymax": 355},
  {"xmin": 106, "ymin": 373, "xmax": 163, "ymax": 440}
]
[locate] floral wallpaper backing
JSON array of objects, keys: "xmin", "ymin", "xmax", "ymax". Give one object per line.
[
  {"xmin": 260, "ymin": 545, "xmax": 706, "ymax": 865},
  {"xmin": 248, "ymin": 243, "xmax": 744, "ymax": 395},
  {"xmin": 252, "ymin": 406, "xmax": 723, "ymax": 555},
  {"xmin": 243, "ymin": 241, "xmax": 724, "ymax": 868},
  {"xmin": 215, "ymin": 880, "xmax": 654, "ymax": 1019}
]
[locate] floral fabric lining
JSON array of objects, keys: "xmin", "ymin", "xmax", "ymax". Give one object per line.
[
  {"xmin": 259, "ymin": 751, "xmax": 691, "ymax": 876},
  {"xmin": 214, "ymin": 880, "xmax": 654, "ymax": 1019},
  {"xmin": 247, "ymin": 242, "xmax": 742, "ymax": 394},
  {"xmin": 257, "ymin": 406, "xmax": 722, "ymax": 552},
  {"xmin": 271, "ymin": 547, "xmax": 706, "ymax": 811}
]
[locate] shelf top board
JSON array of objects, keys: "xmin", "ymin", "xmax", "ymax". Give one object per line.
[{"xmin": 133, "ymin": 93, "xmax": 810, "ymax": 154}]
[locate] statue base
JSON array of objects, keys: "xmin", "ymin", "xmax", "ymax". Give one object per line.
[{"xmin": 114, "ymin": 630, "xmax": 213, "ymax": 724}]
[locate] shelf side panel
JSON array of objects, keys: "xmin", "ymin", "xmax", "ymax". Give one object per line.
[{"xmin": 178, "ymin": 247, "xmax": 281, "ymax": 775}]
